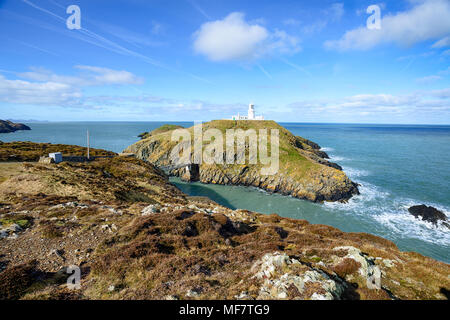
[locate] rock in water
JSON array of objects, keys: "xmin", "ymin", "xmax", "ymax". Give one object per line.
[{"xmin": 408, "ymin": 205, "xmax": 449, "ymax": 227}]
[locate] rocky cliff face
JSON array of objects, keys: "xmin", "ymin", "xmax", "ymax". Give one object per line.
[
  {"xmin": 0, "ymin": 120, "xmax": 31, "ymax": 134},
  {"xmin": 0, "ymin": 145, "xmax": 448, "ymax": 300},
  {"xmin": 125, "ymin": 120, "xmax": 359, "ymax": 203}
]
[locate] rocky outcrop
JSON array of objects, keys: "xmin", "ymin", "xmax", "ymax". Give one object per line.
[
  {"xmin": 250, "ymin": 252, "xmax": 346, "ymax": 300},
  {"xmin": 125, "ymin": 120, "xmax": 359, "ymax": 203},
  {"xmin": 0, "ymin": 120, "xmax": 31, "ymax": 133},
  {"xmin": 408, "ymin": 205, "xmax": 449, "ymax": 228}
]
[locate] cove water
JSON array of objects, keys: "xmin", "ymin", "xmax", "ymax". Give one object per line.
[{"xmin": 1, "ymin": 122, "xmax": 449, "ymax": 263}]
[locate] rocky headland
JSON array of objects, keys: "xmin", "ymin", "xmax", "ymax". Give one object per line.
[
  {"xmin": 0, "ymin": 120, "xmax": 31, "ymax": 134},
  {"xmin": 0, "ymin": 142, "xmax": 448, "ymax": 300},
  {"xmin": 125, "ymin": 120, "xmax": 359, "ymax": 203}
]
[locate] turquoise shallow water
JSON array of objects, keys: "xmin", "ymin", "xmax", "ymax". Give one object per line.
[{"xmin": 1, "ymin": 122, "xmax": 449, "ymax": 263}]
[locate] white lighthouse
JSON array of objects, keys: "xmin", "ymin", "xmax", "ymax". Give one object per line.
[
  {"xmin": 231, "ymin": 103, "xmax": 264, "ymax": 120},
  {"xmin": 248, "ymin": 103, "xmax": 255, "ymax": 119}
]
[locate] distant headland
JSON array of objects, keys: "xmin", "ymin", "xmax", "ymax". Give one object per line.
[{"xmin": 0, "ymin": 120, "xmax": 31, "ymax": 134}]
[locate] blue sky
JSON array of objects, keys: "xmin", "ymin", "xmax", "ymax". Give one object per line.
[{"xmin": 0, "ymin": 0, "xmax": 449, "ymax": 123}]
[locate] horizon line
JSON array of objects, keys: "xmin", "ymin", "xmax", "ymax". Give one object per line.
[{"xmin": 10, "ymin": 120, "xmax": 450, "ymax": 126}]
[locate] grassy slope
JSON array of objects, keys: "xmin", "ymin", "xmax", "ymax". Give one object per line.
[{"xmin": 138, "ymin": 124, "xmax": 184, "ymax": 140}]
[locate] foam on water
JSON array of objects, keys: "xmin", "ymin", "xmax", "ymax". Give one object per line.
[
  {"xmin": 320, "ymin": 147, "xmax": 334, "ymax": 152},
  {"xmin": 329, "ymin": 155, "xmax": 349, "ymax": 162},
  {"xmin": 325, "ymin": 171, "xmax": 450, "ymax": 246},
  {"xmin": 373, "ymin": 202, "xmax": 450, "ymax": 247},
  {"xmin": 324, "ymin": 180, "xmax": 389, "ymax": 214},
  {"xmin": 342, "ymin": 166, "xmax": 370, "ymax": 178}
]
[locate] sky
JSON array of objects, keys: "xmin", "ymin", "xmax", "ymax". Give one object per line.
[{"xmin": 0, "ymin": 0, "xmax": 449, "ymax": 124}]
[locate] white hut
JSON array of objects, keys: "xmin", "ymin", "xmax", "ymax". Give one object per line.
[{"xmin": 49, "ymin": 152, "xmax": 63, "ymax": 164}]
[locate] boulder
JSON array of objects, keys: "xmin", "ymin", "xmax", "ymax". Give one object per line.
[{"xmin": 408, "ymin": 205, "xmax": 449, "ymax": 227}]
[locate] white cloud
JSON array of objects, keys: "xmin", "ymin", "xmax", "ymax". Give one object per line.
[
  {"xmin": 286, "ymin": 89, "xmax": 450, "ymax": 120},
  {"xmin": 328, "ymin": 3, "xmax": 345, "ymax": 21},
  {"xmin": 416, "ymin": 75, "xmax": 443, "ymax": 84},
  {"xmin": 432, "ymin": 35, "xmax": 450, "ymax": 48},
  {"xmin": 302, "ymin": 20, "xmax": 328, "ymax": 35},
  {"xmin": 18, "ymin": 66, "xmax": 143, "ymax": 86},
  {"xmin": 283, "ymin": 18, "xmax": 301, "ymax": 26},
  {"xmin": 0, "ymin": 66, "xmax": 143, "ymax": 107},
  {"xmin": 0, "ymin": 74, "xmax": 80, "ymax": 105},
  {"xmin": 75, "ymin": 65, "xmax": 143, "ymax": 85},
  {"xmin": 151, "ymin": 21, "xmax": 164, "ymax": 35},
  {"xmin": 193, "ymin": 12, "xmax": 300, "ymax": 62},
  {"xmin": 325, "ymin": 0, "xmax": 450, "ymax": 51},
  {"xmin": 0, "ymin": 66, "xmax": 246, "ymax": 118},
  {"xmin": 430, "ymin": 87, "xmax": 450, "ymax": 98}
]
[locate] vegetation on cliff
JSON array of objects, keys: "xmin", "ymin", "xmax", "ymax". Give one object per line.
[
  {"xmin": 126, "ymin": 120, "xmax": 358, "ymax": 202},
  {"xmin": 138, "ymin": 124, "xmax": 184, "ymax": 140},
  {"xmin": 0, "ymin": 142, "xmax": 448, "ymax": 300},
  {"xmin": 0, "ymin": 141, "xmax": 116, "ymax": 162}
]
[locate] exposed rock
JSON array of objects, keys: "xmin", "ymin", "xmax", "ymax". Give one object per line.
[
  {"xmin": 333, "ymin": 246, "xmax": 381, "ymax": 290},
  {"xmin": 141, "ymin": 204, "xmax": 160, "ymax": 216},
  {"xmin": 0, "ymin": 120, "xmax": 31, "ymax": 134},
  {"xmin": 408, "ymin": 205, "xmax": 449, "ymax": 228},
  {"xmin": 0, "ymin": 223, "xmax": 23, "ymax": 239},
  {"xmin": 49, "ymin": 202, "xmax": 89, "ymax": 210},
  {"xmin": 251, "ymin": 252, "xmax": 345, "ymax": 300},
  {"xmin": 186, "ymin": 288, "xmax": 202, "ymax": 298}
]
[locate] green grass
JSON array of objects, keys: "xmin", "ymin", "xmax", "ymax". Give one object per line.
[
  {"xmin": 140, "ymin": 124, "xmax": 184, "ymax": 140},
  {"xmin": 0, "ymin": 215, "xmax": 33, "ymax": 229}
]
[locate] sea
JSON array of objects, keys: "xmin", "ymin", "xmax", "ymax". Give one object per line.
[{"xmin": 1, "ymin": 121, "xmax": 449, "ymax": 263}]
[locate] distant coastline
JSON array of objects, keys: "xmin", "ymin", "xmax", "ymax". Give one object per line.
[{"xmin": 0, "ymin": 120, "xmax": 31, "ymax": 134}]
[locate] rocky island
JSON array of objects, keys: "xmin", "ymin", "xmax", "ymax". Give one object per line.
[
  {"xmin": 125, "ymin": 120, "xmax": 359, "ymax": 203},
  {"xmin": 0, "ymin": 142, "xmax": 448, "ymax": 300},
  {"xmin": 0, "ymin": 120, "xmax": 31, "ymax": 134}
]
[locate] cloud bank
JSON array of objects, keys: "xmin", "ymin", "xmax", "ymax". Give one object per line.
[
  {"xmin": 325, "ymin": 0, "xmax": 450, "ymax": 51},
  {"xmin": 193, "ymin": 12, "xmax": 300, "ymax": 62},
  {"xmin": 0, "ymin": 66, "xmax": 142, "ymax": 106}
]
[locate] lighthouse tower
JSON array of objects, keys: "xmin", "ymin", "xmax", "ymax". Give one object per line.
[
  {"xmin": 230, "ymin": 103, "xmax": 264, "ymax": 120},
  {"xmin": 248, "ymin": 103, "xmax": 255, "ymax": 120}
]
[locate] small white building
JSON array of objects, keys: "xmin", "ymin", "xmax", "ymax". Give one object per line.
[
  {"xmin": 231, "ymin": 104, "xmax": 264, "ymax": 121},
  {"xmin": 49, "ymin": 152, "xmax": 63, "ymax": 164}
]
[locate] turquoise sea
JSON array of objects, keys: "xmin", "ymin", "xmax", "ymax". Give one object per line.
[{"xmin": 1, "ymin": 121, "xmax": 449, "ymax": 263}]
